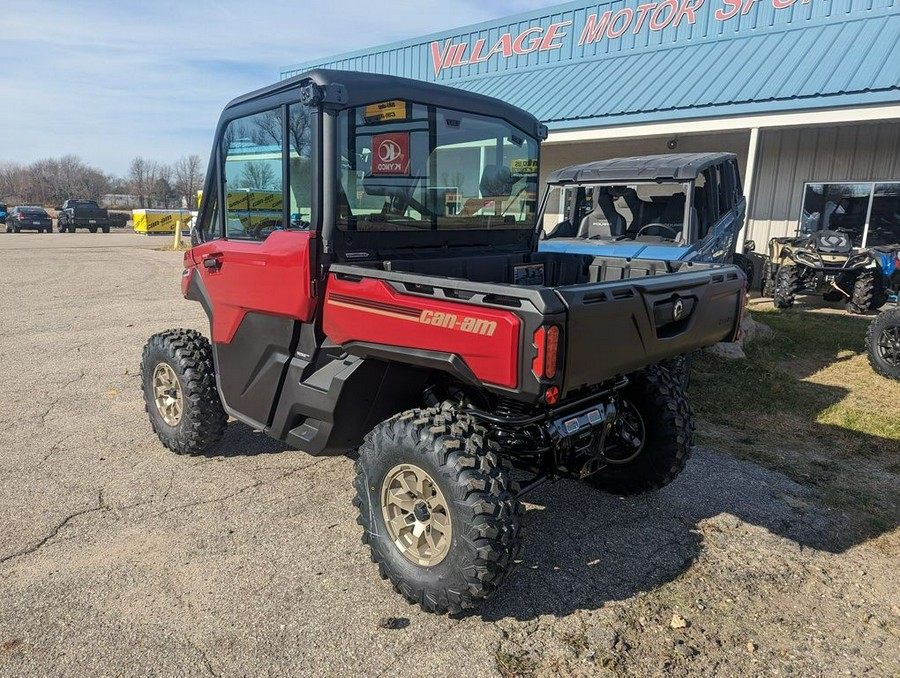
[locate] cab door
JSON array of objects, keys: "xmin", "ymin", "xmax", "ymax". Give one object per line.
[
  {"xmin": 695, "ymin": 162, "xmax": 743, "ymax": 263},
  {"xmin": 190, "ymin": 101, "xmax": 317, "ymax": 429}
]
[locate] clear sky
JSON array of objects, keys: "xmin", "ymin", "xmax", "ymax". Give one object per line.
[{"xmin": 0, "ymin": 0, "xmax": 548, "ymax": 177}]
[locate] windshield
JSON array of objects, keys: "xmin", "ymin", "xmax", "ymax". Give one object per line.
[
  {"xmin": 337, "ymin": 102, "xmax": 539, "ymax": 232},
  {"xmin": 20, "ymin": 207, "xmax": 48, "ymax": 216},
  {"xmin": 541, "ymin": 181, "xmax": 692, "ymax": 242}
]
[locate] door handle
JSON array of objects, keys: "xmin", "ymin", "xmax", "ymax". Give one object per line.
[{"xmin": 202, "ymin": 253, "xmax": 223, "ymax": 270}]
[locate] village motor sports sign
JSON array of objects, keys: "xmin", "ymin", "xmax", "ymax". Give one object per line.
[{"xmin": 430, "ymin": 0, "xmax": 815, "ymax": 77}]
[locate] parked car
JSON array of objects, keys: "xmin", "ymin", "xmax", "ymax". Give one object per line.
[
  {"xmin": 538, "ymin": 153, "xmax": 754, "ymax": 285},
  {"xmin": 5, "ymin": 205, "xmax": 53, "ymax": 233},
  {"xmin": 0, "ymin": 203, "xmax": 7, "ymax": 224},
  {"xmin": 141, "ymin": 70, "xmax": 747, "ymax": 615},
  {"xmin": 57, "ymin": 199, "xmax": 110, "ymax": 233}
]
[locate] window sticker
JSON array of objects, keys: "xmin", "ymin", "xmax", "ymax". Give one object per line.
[
  {"xmin": 365, "ymin": 100, "xmax": 408, "ymax": 123},
  {"xmin": 511, "ymin": 158, "xmax": 538, "ymax": 176},
  {"xmin": 371, "ymin": 133, "xmax": 410, "ymax": 176}
]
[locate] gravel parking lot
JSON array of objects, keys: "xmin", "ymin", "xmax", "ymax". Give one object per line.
[{"xmin": 1, "ymin": 232, "xmax": 898, "ymax": 676}]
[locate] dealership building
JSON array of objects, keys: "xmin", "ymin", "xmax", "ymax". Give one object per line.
[{"xmin": 282, "ymin": 0, "xmax": 900, "ymax": 253}]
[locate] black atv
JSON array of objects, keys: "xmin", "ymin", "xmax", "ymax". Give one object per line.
[{"xmin": 762, "ymin": 229, "xmax": 887, "ymax": 314}]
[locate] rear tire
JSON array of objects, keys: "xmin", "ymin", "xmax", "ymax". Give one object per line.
[
  {"xmin": 847, "ymin": 270, "xmax": 887, "ymax": 314},
  {"xmin": 584, "ymin": 365, "xmax": 694, "ymax": 495},
  {"xmin": 867, "ymin": 307, "xmax": 900, "ymax": 379},
  {"xmin": 141, "ymin": 329, "xmax": 227, "ymax": 455},
  {"xmin": 353, "ymin": 406, "xmax": 524, "ymax": 614},
  {"xmin": 773, "ymin": 265, "xmax": 799, "ymax": 309},
  {"xmin": 102, "ymin": 225, "xmax": 110, "ymax": 233},
  {"xmin": 661, "ymin": 353, "xmax": 693, "ymax": 391}
]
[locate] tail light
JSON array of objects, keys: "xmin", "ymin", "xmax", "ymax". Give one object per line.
[{"xmin": 532, "ymin": 325, "xmax": 560, "ymax": 379}]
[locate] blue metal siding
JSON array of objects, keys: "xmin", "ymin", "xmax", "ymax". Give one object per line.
[{"xmin": 281, "ymin": 0, "xmax": 900, "ymax": 127}]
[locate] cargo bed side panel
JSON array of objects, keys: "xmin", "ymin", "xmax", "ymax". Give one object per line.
[{"xmin": 557, "ymin": 267, "xmax": 744, "ymax": 395}]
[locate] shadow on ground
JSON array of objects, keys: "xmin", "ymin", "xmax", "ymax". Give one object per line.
[{"xmin": 477, "ymin": 443, "xmax": 866, "ymax": 622}]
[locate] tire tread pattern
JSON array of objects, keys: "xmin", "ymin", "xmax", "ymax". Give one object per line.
[
  {"xmin": 141, "ymin": 328, "xmax": 227, "ymax": 455},
  {"xmin": 586, "ymin": 365, "xmax": 695, "ymax": 496},
  {"xmin": 353, "ymin": 405, "xmax": 524, "ymax": 614}
]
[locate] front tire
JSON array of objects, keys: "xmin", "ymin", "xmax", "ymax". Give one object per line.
[
  {"xmin": 867, "ymin": 307, "xmax": 900, "ymax": 379},
  {"xmin": 847, "ymin": 270, "xmax": 887, "ymax": 314},
  {"xmin": 353, "ymin": 406, "xmax": 524, "ymax": 614},
  {"xmin": 141, "ymin": 329, "xmax": 227, "ymax": 455},
  {"xmin": 773, "ymin": 265, "xmax": 799, "ymax": 309},
  {"xmin": 584, "ymin": 365, "xmax": 694, "ymax": 495}
]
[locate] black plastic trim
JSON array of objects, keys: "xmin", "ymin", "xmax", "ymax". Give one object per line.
[{"xmin": 343, "ymin": 341, "xmax": 480, "ymax": 386}]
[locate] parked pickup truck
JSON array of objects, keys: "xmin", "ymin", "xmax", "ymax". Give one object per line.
[
  {"xmin": 539, "ymin": 153, "xmax": 754, "ymax": 286},
  {"xmin": 140, "ymin": 70, "xmax": 746, "ymax": 615},
  {"xmin": 57, "ymin": 199, "xmax": 110, "ymax": 233}
]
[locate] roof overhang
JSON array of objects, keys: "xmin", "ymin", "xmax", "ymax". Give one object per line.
[{"xmin": 546, "ymin": 104, "xmax": 900, "ymax": 144}]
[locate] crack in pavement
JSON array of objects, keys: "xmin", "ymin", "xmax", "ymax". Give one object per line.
[
  {"xmin": 60, "ymin": 369, "xmax": 86, "ymax": 391},
  {"xmin": 0, "ymin": 489, "xmax": 104, "ymax": 565},
  {"xmin": 154, "ymin": 480, "xmax": 264, "ymax": 517}
]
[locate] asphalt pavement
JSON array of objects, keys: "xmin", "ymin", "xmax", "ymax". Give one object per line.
[{"xmin": 0, "ymin": 231, "xmax": 896, "ymax": 677}]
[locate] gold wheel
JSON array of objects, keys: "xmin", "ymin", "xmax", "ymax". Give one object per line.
[
  {"xmin": 381, "ymin": 463, "xmax": 452, "ymax": 567},
  {"xmin": 152, "ymin": 362, "xmax": 183, "ymax": 427}
]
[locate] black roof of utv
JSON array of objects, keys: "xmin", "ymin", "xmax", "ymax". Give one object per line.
[
  {"xmin": 546, "ymin": 153, "xmax": 737, "ymax": 184},
  {"xmin": 221, "ymin": 69, "xmax": 546, "ymax": 140}
]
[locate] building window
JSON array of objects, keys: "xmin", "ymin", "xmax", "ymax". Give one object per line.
[{"xmin": 800, "ymin": 182, "xmax": 900, "ymax": 248}]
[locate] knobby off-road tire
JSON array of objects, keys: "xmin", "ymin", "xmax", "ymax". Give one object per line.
[
  {"xmin": 584, "ymin": 365, "xmax": 695, "ymax": 496},
  {"xmin": 773, "ymin": 265, "xmax": 799, "ymax": 309},
  {"xmin": 353, "ymin": 406, "xmax": 524, "ymax": 614},
  {"xmin": 847, "ymin": 270, "xmax": 887, "ymax": 314},
  {"xmin": 661, "ymin": 353, "xmax": 693, "ymax": 391},
  {"xmin": 866, "ymin": 307, "xmax": 900, "ymax": 379},
  {"xmin": 141, "ymin": 329, "xmax": 227, "ymax": 455}
]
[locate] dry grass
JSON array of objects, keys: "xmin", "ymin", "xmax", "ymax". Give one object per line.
[{"xmin": 691, "ymin": 301, "xmax": 900, "ymax": 545}]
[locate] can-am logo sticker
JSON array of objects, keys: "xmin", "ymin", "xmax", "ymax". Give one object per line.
[{"xmin": 372, "ymin": 133, "xmax": 410, "ymax": 176}]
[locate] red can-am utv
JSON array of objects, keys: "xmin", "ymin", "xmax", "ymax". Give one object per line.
[{"xmin": 142, "ymin": 70, "xmax": 746, "ymax": 613}]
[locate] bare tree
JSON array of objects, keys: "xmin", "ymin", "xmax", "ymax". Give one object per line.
[
  {"xmin": 129, "ymin": 157, "xmax": 150, "ymax": 208},
  {"xmin": 174, "ymin": 154, "xmax": 205, "ymax": 209},
  {"xmin": 239, "ymin": 162, "xmax": 276, "ymax": 190}
]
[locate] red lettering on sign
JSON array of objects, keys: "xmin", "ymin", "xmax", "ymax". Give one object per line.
[
  {"xmin": 634, "ymin": 3, "xmax": 657, "ymax": 32},
  {"xmin": 469, "ymin": 38, "xmax": 489, "ymax": 63},
  {"xmin": 608, "ymin": 9, "xmax": 634, "ymax": 38},
  {"xmin": 650, "ymin": 0, "xmax": 679, "ymax": 30},
  {"xmin": 540, "ymin": 21, "xmax": 571, "ymax": 50},
  {"xmin": 715, "ymin": 0, "xmax": 741, "ymax": 20},
  {"xmin": 430, "ymin": 40, "xmax": 452, "ymax": 77},
  {"xmin": 450, "ymin": 43, "xmax": 468, "ymax": 67},
  {"xmin": 429, "ymin": 0, "xmax": 802, "ymax": 77},
  {"xmin": 513, "ymin": 27, "xmax": 544, "ymax": 54},
  {"xmin": 674, "ymin": 0, "xmax": 705, "ymax": 25},
  {"xmin": 579, "ymin": 11, "xmax": 612, "ymax": 44},
  {"xmin": 371, "ymin": 133, "xmax": 410, "ymax": 176},
  {"xmin": 486, "ymin": 33, "xmax": 514, "ymax": 59}
]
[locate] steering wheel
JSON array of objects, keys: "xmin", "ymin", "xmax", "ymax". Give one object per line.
[{"xmin": 636, "ymin": 223, "xmax": 679, "ymax": 239}]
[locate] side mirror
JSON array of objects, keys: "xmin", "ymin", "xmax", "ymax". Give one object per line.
[{"xmin": 744, "ymin": 239, "xmax": 756, "ymax": 252}]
